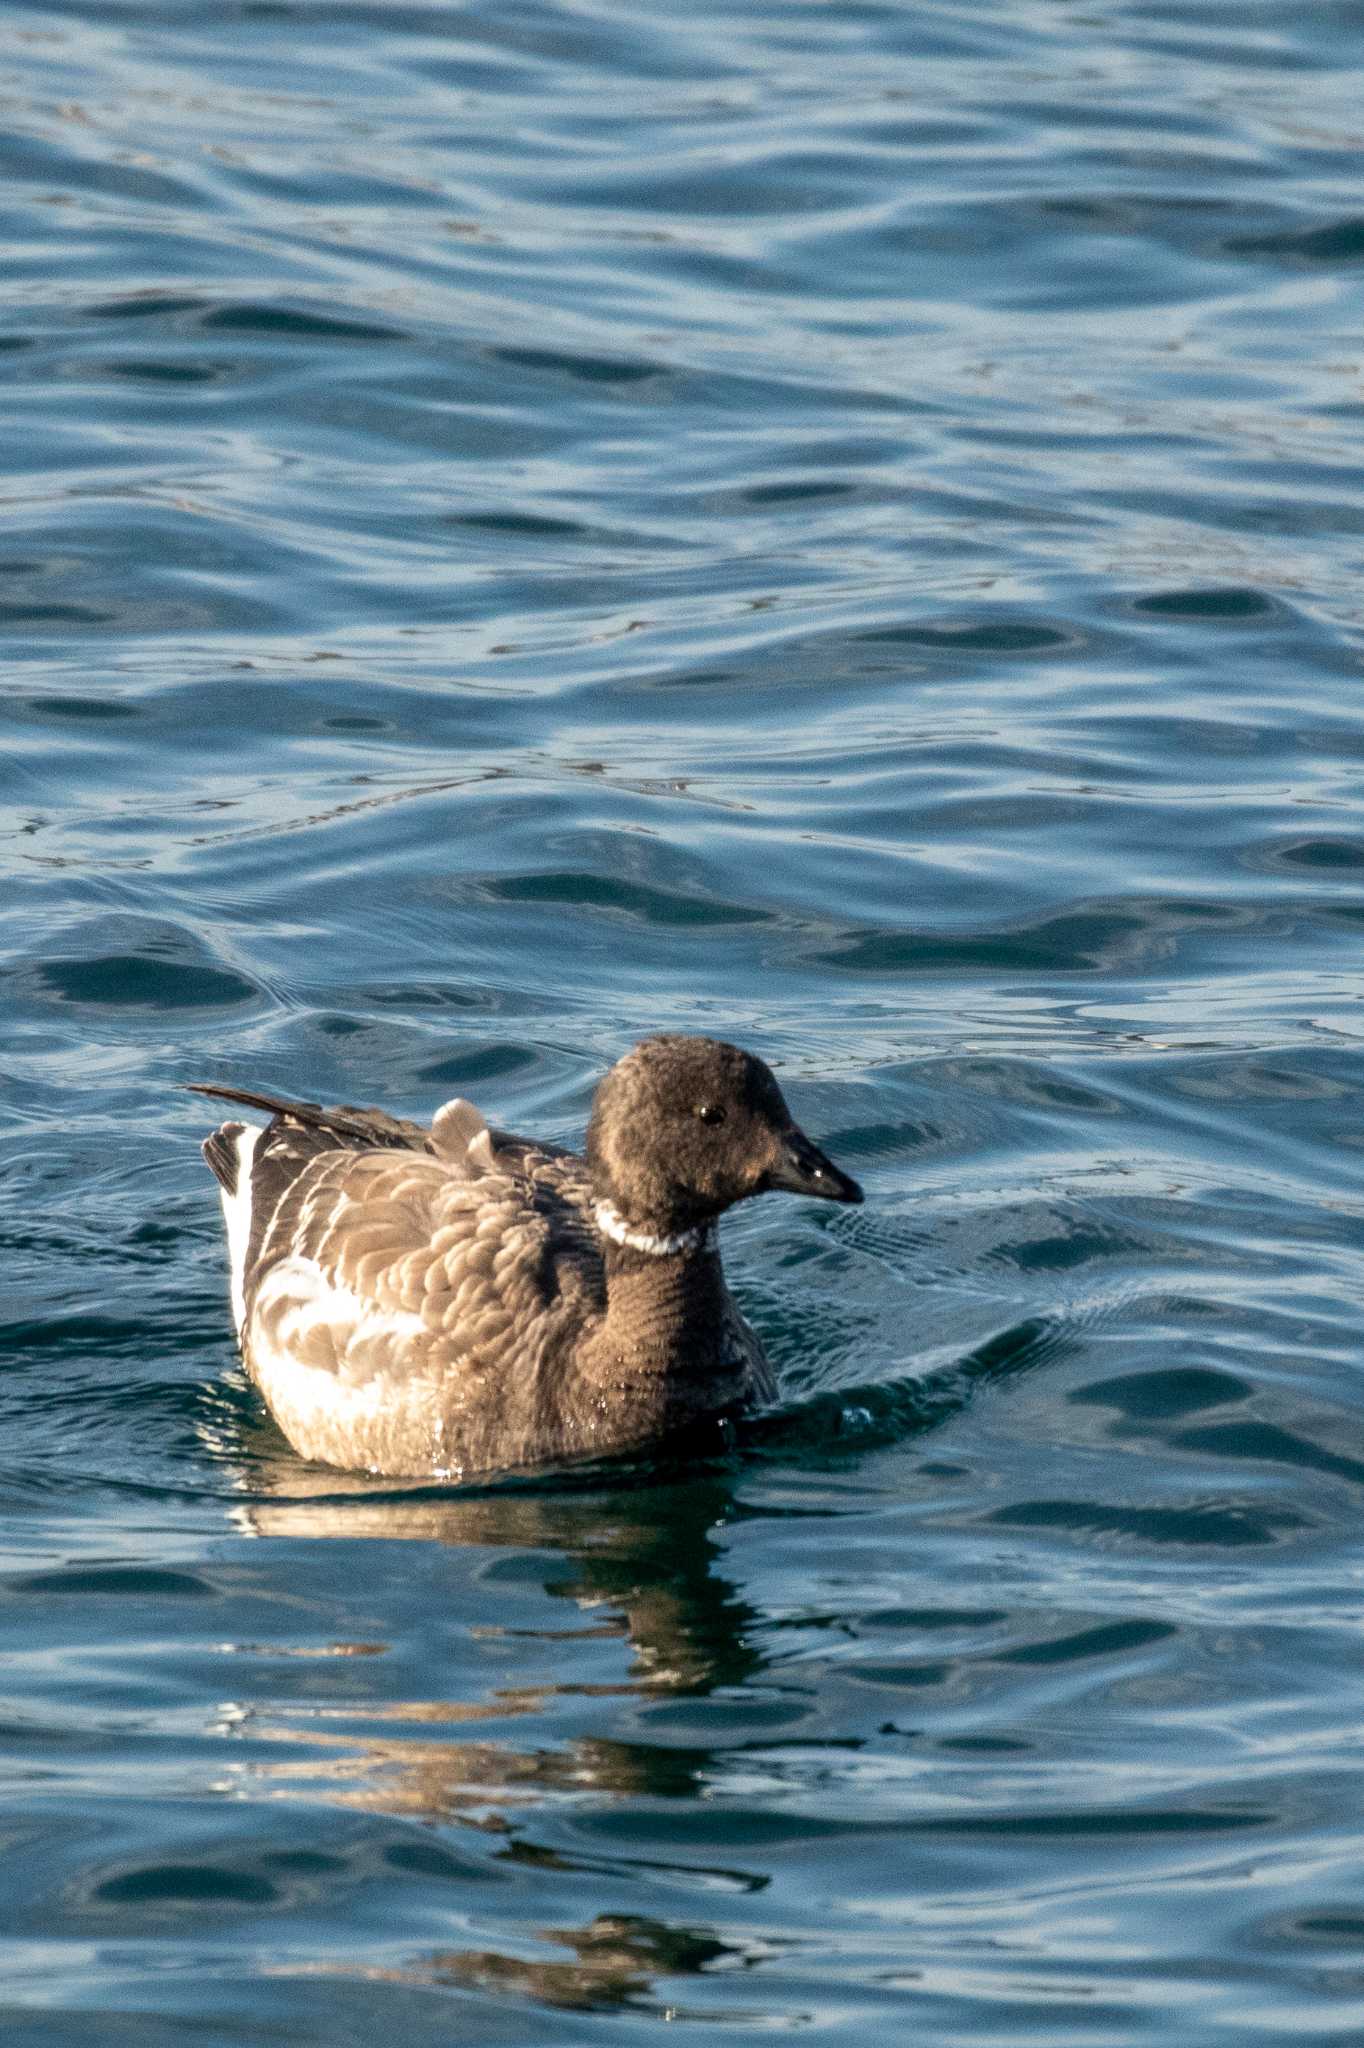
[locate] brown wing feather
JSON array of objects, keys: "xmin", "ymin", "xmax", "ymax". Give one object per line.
[
  {"xmin": 244, "ymin": 1142, "xmax": 605, "ymax": 1441},
  {"xmin": 241, "ymin": 1130, "xmax": 602, "ymax": 1363}
]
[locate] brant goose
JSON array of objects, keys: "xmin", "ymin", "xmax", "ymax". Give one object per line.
[{"xmin": 194, "ymin": 1036, "xmax": 862, "ymax": 1478}]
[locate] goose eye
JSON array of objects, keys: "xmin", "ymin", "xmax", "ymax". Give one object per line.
[{"xmin": 695, "ymin": 1102, "xmax": 727, "ymax": 1127}]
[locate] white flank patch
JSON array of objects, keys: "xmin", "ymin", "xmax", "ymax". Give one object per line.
[
  {"xmin": 218, "ymin": 1120, "xmax": 262, "ymax": 1336},
  {"xmin": 250, "ymin": 1255, "xmax": 427, "ymax": 1362},
  {"xmin": 247, "ymin": 1254, "xmax": 434, "ymax": 1456}
]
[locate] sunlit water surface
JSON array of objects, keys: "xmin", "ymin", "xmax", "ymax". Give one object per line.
[{"xmin": 6, "ymin": 2, "xmax": 1364, "ymax": 2041}]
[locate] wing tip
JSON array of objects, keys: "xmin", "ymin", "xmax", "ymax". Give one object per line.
[
  {"xmin": 202, "ymin": 1121, "xmax": 247, "ymax": 1195},
  {"xmin": 431, "ymin": 1096, "xmax": 494, "ymax": 1172}
]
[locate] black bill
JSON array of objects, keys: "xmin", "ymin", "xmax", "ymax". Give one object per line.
[{"xmin": 766, "ymin": 1127, "xmax": 864, "ymax": 1205}]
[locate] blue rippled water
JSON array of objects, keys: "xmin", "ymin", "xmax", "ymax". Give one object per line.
[{"xmin": 6, "ymin": 1, "xmax": 1364, "ymax": 2040}]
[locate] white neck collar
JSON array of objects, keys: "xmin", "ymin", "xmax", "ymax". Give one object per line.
[{"xmin": 594, "ymin": 1200, "xmax": 714, "ymax": 1259}]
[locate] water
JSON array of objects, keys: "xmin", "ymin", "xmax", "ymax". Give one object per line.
[{"xmin": 5, "ymin": 0, "xmax": 1364, "ymax": 2038}]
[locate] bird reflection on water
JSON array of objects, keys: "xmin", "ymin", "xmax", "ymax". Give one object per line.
[
  {"xmin": 281, "ymin": 1913, "xmax": 759, "ymax": 2017},
  {"xmin": 221, "ymin": 1446, "xmax": 775, "ymax": 2013}
]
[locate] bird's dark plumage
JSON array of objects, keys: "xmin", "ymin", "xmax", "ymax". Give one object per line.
[{"xmin": 195, "ymin": 1036, "xmax": 862, "ymax": 1479}]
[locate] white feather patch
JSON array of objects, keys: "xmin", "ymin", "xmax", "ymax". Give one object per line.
[
  {"xmin": 245, "ymin": 1254, "xmax": 439, "ymax": 1463},
  {"xmin": 250, "ymin": 1255, "xmax": 427, "ymax": 1364},
  {"xmin": 431, "ymin": 1095, "xmax": 490, "ymax": 1168},
  {"xmin": 217, "ymin": 1120, "xmax": 262, "ymax": 1336},
  {"xmin": 593, "ymin": 1200, "xmax": 713, "ymax": 1258}
]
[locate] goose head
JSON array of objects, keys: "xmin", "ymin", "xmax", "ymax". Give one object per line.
[{"xmin": 585, "ymin": 1035, "xmax": 862, "ymax": 1242}]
